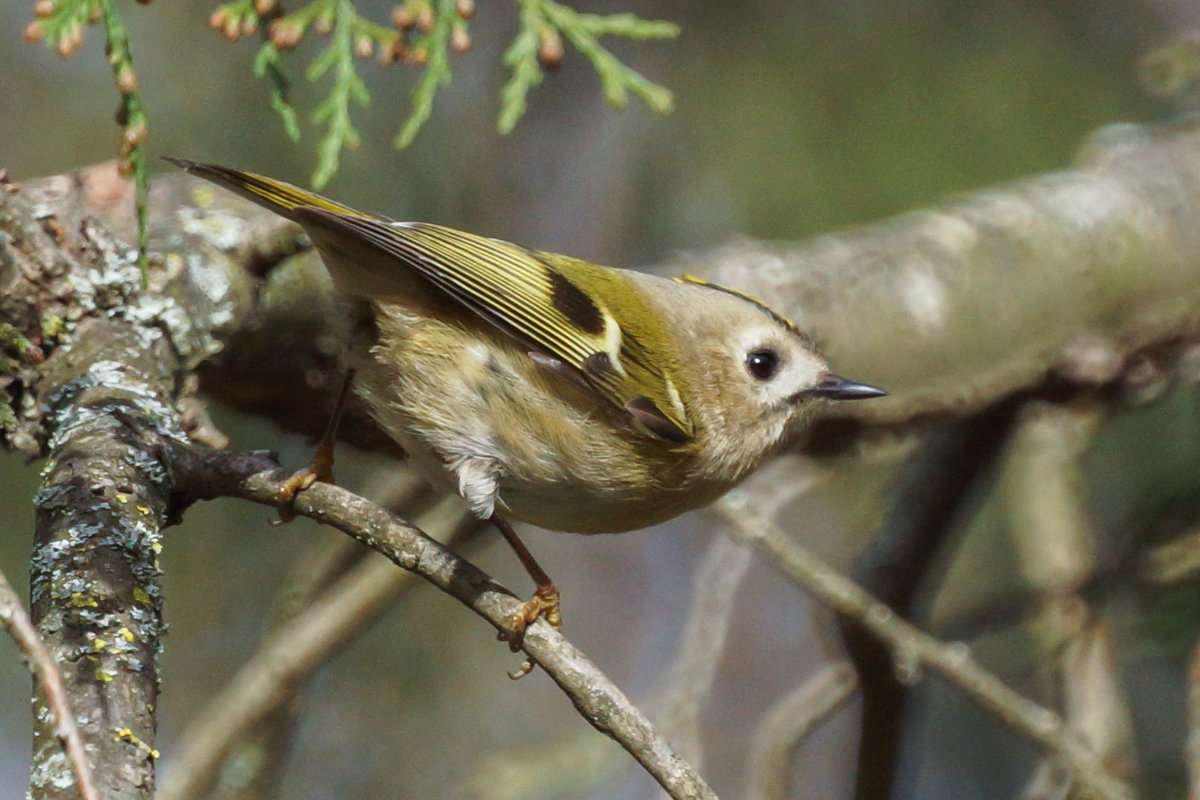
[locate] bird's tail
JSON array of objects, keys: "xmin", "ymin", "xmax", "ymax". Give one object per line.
[{"xmin": 162, "ymin": 157, "xmax": 363, "ymax": 222}]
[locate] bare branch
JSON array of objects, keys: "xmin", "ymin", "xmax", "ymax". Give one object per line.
[{"xmin": 165, "ymin": 444, "xmax": 719, "ymax": 800}]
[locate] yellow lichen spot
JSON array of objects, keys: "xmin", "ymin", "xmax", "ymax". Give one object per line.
[
  {"xmin": 136, "ymin": 505, "xmax": 151, "ymax": 515},
  {"xmin": 41, "ymin": 313, "xmax": 64, "ymax": 340},
  {"xmin": 133, "ymin": 588, "xmax": 151, "ymax": 605},
  {"xmin": 115, "ymin": 727, "xmax": 159, "ymax": 759},
  {"xmin": 92, "ymin": 637, "xmax": 107, "ymax": 651},
  {"xmin": 151, "ymin": 542, "xmax": 163, "ymax": 553},
  {"xmin": 68, "ymin": 592, "xmax": 98, "ymax": 608},
  {"xmin": 117, "ymin": 627, "xmax": 135, "ymax": 642},
  {"xmin": 95, "ymin": 669, "xmax": 115, "ymax": 683},
  {"xmin": 115, "ymin": 493, "xmax": 128, "ymax": 504}
]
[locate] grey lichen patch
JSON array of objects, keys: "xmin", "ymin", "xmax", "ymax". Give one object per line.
[
  {"xmin": 43, "ymin": 360, "xmax": 189, "ymax": 451},
  {"xmin": 177, "ymin": 205, "xmax": 250, "ymax": 252}
]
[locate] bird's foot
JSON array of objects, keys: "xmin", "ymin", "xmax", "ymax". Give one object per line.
[
  {"xmin": 501, "ymin": 583, "xmax": 561, "ymax": 679},
  {"xmin": 273, "ymin": 441, "xmax": 336, "ymax": 522}
]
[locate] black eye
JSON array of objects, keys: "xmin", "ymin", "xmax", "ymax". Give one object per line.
[{"xmin": 745, "ymin": 349, "xmax": 780, "ymax": 381}]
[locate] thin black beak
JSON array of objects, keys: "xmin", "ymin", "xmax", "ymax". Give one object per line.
[{"xmin": 808, "ymin": 374, "xmax": 887, "ymax": 401}]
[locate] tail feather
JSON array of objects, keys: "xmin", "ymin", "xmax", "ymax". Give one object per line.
[{"xmin": 162, "ymin": 157, "xmax": 365, "ymax": 222}]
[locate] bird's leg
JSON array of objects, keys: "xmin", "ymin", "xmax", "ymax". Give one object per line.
[
  {"xmin": 275, "ymin": 370, "xmax": 356, "ymax": 515},
  {"xmin": 491, "ymin": 513, "xmax": 561, "ymax": 629},
  {"xmin": 490, "ymin": 513, "xmax": 560, "ymax": 679}
]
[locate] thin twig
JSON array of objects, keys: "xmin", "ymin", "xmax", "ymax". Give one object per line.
[
  {"xmin": 168, "ymin": 446, "xmax": 718, "ymax": 800},
  {"xmin": 715, "ymin": 492, "xmax": 1134, "ymax": 800},
  {"xmin": 0, "ymin": 568, "xmax": 100, "ymax": 800}
]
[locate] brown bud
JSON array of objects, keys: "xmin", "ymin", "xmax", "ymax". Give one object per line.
[
  {"xmin": 405, "ymin": 46, "xmax": 427, "ymax": 65},
  {"xmin": 454, "ymin": 0, "xmax": 474, "ymax": 19},
  {"xmin": 55, "ymin": 25, "xmax": 83, "ymax": 57},
  {"xmin": 122, "ymin": 120, "xmax": 148, "ymax": 149},
  {"xmin": 415, "ymin": 4, "xmax": 434, "ymax": 32},
  {"xmin": 450, "ymin": 27, "xmax": 470, "ymax": 53},
  {"xmin": 223, "ymin": 16, "xmax": 241, "ymax": 40},
  {"xmin": 208, "ymin": 7, "xmax": 228, "ymax": 31},
  {"xmin": 269, "ymin": 19, "xmax": 300, "ymax": 48},
  {"xmin": 354, "ymin": 34, "xmax": 374, "ymax": 60},
  {"xmin": 88, "ymin": 4, "xmax": 101, "ymax": 22},
  {"xmin": 33, "ymin": 0, "xmax": 54, "ymax": 19},
  {"xmin": 240, "ymin": 15, "xmax": 257, "ymax": 36},
  {"xmin": 537, "ymin": 27, "xmax": 563, "ymax": 69},
  {"xmin": 314, "ymin": 16, "xmax": 332, "ymax": 35},
  {"xmin": 117, "ymin": 158, "xmax": 135, "ymax": 178},
  {"xmin": 254, "ymin": 0, "xmax": 275, "ymax": 14},
  {"xmin": 116, "ymin": 65, "xmax": 138, "ymax": 94},
  {"xmin": 392, "ymin": 4, "xmax": 415, "ymax": 30},
  {"xmin": 23, "ymin": 20, "xmax": 44, "ymax": 42},
  {"xmin": 381, "ymin": 39, "xmax": 405, "ymax": 64}
]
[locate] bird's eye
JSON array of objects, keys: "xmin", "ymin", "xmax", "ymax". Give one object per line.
[{"xmin": 745, "ymin": 349, "xmax": 780, "ymax": 381}]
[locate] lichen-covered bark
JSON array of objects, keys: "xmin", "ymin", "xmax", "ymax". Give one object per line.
[{"xmin": 0, "ymin": 164, "xmax": 291, "ymax": 799}]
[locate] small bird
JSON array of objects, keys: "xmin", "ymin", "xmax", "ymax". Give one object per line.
[{"xmin": 166, "ymin": 158, "xmax": 885, "ymax": 640}]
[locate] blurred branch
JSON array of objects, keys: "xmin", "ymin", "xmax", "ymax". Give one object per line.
[
  {"xmin": 715, "ymin": 492, "xmax": 1134, "ymax": 800},
  {"xmin": 1003, "ymin": 401, "xmax": 1138, "ymax": 798},
  {"xmin": 657, "ymin": 532, "xmax": 754, "ymax": 769},
  {"xmin": 1189, "ymin": 640, "xmax": 1200, "ymax": 800},
  {"xmin": 743, "ymin": 662, "xmax": 858, "ymax": 800},
  {"xmin": 164, "ymin": 444, "xmax": 719, "ymax": 800},
  {"xmin": 0, "ymin": 568, "xmax": 99, "ymax": 800},
  {"xmin": 837, "ymin": 404, "xmax": 1019, "ymax": 800}
]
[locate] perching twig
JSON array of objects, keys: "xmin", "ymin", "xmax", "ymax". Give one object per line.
[
  {"xmin": 166, "ymin": 445, "xmax": 718, "ymax": 800},
  {"xmin": 0, "ymin": 568, "xmax": 100, "ymax": 800},
  {"xmin": 715, "ymin": 491, "xmax": 1134, "ymax": 800},
  {"xmin": 161, "ymin": 492, "xmax": 483, "ymax": 800}
]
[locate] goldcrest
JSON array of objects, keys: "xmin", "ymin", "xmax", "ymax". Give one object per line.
[{"xmin": 167, "ymin": 158, "xmax": 884, "ymax": 628}]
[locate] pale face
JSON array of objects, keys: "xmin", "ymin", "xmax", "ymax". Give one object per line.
[{"xmin": 726, "ymin": 322, "xmax": 830, "ymax": 416}]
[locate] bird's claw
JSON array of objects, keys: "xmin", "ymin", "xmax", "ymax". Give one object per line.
[{"xmin": 499, "ymin": 584, "xmax": 561, "ymax": 679}]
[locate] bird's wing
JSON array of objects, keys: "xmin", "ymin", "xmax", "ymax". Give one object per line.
[{"xmin": 295, "ymin": 208, "xmax": 694, "ymax": 443}]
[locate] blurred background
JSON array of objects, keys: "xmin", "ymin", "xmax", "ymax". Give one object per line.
[{"xmin": 1, "ymin": 0, "xmax": 1197, "ymax": 798}]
